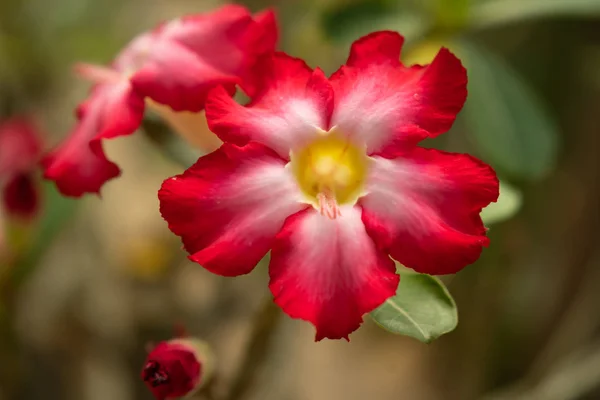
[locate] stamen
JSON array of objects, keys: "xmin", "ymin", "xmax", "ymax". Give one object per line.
[
  {"xmin": 142, "ymin": 360, "xmax": 170, "ymax": 387},
  {"xmin": 291, "ymin": 132, "xmax": 367, "ymax": 208},
  {"xmin": 73, "ymin": 63, "xmax": 122, "ymax": 85},
  {"xmin": 317, "ymin": 189, "xmax": 341, "ymax": 219}
]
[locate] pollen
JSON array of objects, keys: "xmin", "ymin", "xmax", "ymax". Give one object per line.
[{"xmin": 291, "ymin": 130, "xmax": 368, "ymax": 209}]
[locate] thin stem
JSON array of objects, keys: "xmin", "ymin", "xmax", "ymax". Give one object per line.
[
  {"xmin": 224, "ymin": 297, "xmax": 282, "ymax": 400},
  {"xmin": 482, "ymin": 340, "xmax": 600, "ymax": 400}
]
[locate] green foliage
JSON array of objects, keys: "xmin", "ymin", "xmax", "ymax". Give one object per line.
[
  {"xmin": 371, "ymin": 269, "xmax": 458, "ymax": 343},
  {"xmin": 481, "ymin": 181, "xmax": 523, "ymax": 225},
  {"xmin": 10, "ymin": 181, "xmax": 77, "ymax": 286},
  {"xmin": 433, "ymin": 0, "xmax": 471, "ymax": 29},
  {"xmin": 459, "ymin": 43, "xmax": 559, "ymax": 180},
  {"xmin": 321, "ymin": 0, "xmax": 427, "ymax": 46},
  {"xmin": 472, "ymin": 0, "xmax": 600, "ymax": 28},
  {"xmin": 322, "ymin": 0, "xmax": 600, "ymax": 43},
  {"xmin": 321, "ymin": 0, "xmax": 390, "ymax": 40}
]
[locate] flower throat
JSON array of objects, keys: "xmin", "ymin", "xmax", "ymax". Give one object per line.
[{"xmin": 290, "ymin": 131, "xmax": 368, "ymax": 218}]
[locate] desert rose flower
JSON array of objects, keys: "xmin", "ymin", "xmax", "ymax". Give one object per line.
[
  {"xmin": 0, "ymin": 117, "xmax": 43, "ymax": 219},
  {"xmin": 42, "ymin": 5, "xmax": 277, "ymax": 197},
  {"xmin": 159, "ymin": 31, "xmax": 499, "ymax": 340}
]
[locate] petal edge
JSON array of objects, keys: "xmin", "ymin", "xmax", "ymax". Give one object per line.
[
  {"xmin": 269, "ymin": 206, "xmax": 399, "ymax": 340},
  {"xmin": 159, "ymin": 142, "xmax": 307, "ymax": 276}
]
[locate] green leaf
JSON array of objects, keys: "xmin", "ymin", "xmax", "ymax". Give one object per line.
[
  {"xmin": 459, "ymin": 43, "xmax": 559, "ymax": 180},
  {"xmin": 322, "ymin": 0, "xmax": 390, "ymax": 41},
  {"xmin": 433, "ymin": 0, "xmax": 471, "ymax": 29},
  {"xmin": 10, "ymin": 181, "xmax": 78, "ymax": 286},
  {"xmin": 371, "ymin": 270, "xmax": 457, "ymax": 343},
  {"xmin": 472, "ymin": 0, "xmax": 600, "ymax": 29},
  {"xmin": 321, "ymin": 0, "xmax": 428, "ymax": 47},
  {"xmin": 481, "ymin": 181, "xmax": 523, "ymax": 225}
]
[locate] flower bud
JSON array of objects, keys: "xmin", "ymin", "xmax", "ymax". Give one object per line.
[
  {"xmin": 141, "ymin": 338, "xmax": 214, "ymax": 400},
  {"xmin": 0, "ymin": 117, "xmax": 42, "ymax": 220},
  {"xmin": 3, "ymin": 172, "xmax": 39, "ymax": 219}
]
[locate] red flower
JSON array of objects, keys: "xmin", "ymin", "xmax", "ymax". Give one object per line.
[
  {"xmin": 42, "ymin": 5, "xmax": 277, "ymax": 197},
  {"xmin": 0, "ymin": 117, "xmax": 43, "ymax": 219},
  {"xmin": 159, "ymin": 31, "xmax": 499, "ymax": 340},
  {"xmin": 142, "ymin": 339, "xmax": 213, "ymax": 400}
]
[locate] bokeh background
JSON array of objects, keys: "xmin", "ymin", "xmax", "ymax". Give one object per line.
[{"xmin": 1, "ymin": 0, "xmax": 600, "ymax": 399}]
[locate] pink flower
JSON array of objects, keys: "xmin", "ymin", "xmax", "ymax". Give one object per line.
[
  {"xmin": 0, "ymin": 117, "xmax": 43, "ymax": 219},
  {"xmin": 42, "ymin": 5, "xmax": 277, "ymax": 197},
  {"xmin": 141, "ymin": 339, "xmax": 213, "ymax": 400},
  {"xmin": 159, "ymin": 31, "xmax": 499, "ymax": 340}
]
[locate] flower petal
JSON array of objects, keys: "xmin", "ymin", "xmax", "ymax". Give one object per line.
[
  {"xmin": 346, "ymin": 30, "xmax": 405, "ymax": 67},
  {"xmin": 129, "ymin": 42, "xmax": 239, "ymax": 113},
  {"xmin": 239, "ymin": 9, "xmax": 279, "ymax": 97},
  {"xmin": 0, "ymin": 117, "xmax": 42, "ymax": 178},
  {"xmin": 159, "ymin": 142, "xmax": 307, "ymax": 276},
  {"xmin": 360, "ymin": 148, "xmax": 499, "ymax": 275},
  {"xmin": 330, "ymin": 31, "xmax": 467, "ymax": 156},
  {"xmin": 42, "ymin": 139, "xmax": 119, "ymax": 197},
  {"xmin": 269, "ymin": 206, "xmax": 399, "ymax": 341},
  {"xmin": 205, "ymin": 53, "xmax": 333, "ymax": 159},
  {"xmin": 129, "ymin": 5, "xmax": 278, "ymax": 112},
  {"xmin": 41, "ymin": 82, "xmax": 144, "ymax": 196}
]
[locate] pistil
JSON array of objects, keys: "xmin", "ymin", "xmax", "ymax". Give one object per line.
[
  {"xmin": 74, "ymin": 62, "xmax": 123, "ymax": 85},
  {"xmin": 317, "ymin": 188, "xmax": 341, "ymax": 219}
]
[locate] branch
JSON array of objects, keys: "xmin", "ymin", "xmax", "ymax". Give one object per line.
[{"xmin": 223, "ymin": 296, "xmax": 281, "ymax": 400}]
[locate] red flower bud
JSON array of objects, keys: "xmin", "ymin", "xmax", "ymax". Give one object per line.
[
  {"xmin": 0, "ymin": 117, "xmax": 43, "ymax": 220},
  {"xmin": 3, "ymin": 172, "xmax": 39, "ymax": 219},
  {"xmin": 142, "ymin": 339, "xmax": 214, "ymax": 400}
]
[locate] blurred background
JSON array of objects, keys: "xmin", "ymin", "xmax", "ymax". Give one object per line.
[{"xmin": 1, "ymin": 0, "xmax": 600, "ymax": 399}]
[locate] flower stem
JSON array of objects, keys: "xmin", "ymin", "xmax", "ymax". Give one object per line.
[{"xmin": 224, "ymin": 296, "xmax": 281, "ymax": 400}]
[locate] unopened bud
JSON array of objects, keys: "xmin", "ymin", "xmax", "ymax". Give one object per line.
[{"xmin": 141, "ymin": 338, "xmax": 215, "ymax": 400}]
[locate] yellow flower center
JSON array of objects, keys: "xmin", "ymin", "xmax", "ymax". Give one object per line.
[{"xmin": 291, "ymin": 130, "xmax": 368, "ymax": 218}]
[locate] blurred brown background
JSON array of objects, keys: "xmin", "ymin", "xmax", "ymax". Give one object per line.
[{"xmin": 1, "ymin": 0, "xmax": 600, "ymax": 399}]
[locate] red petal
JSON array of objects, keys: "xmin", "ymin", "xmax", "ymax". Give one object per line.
[
  {"xmin": 159, "ymin": 142, "xmax": 307, "ymax": 276},
  {"xmin": 41, "ymin": 139, "xmax": 120, "ymax": 197},
  {"xmin": 346, "ymin": 31, "xmax": 404, "ymax": 67},
  {"xmin": 0, "ymin": 117, "xmax": 42, "ymax": 177},
  {"xmin": 269, "ymin": 206, "xmax": 399, "ymax": 341},
  {"xmin": 330, "ymin": 31, "xmax": 467, "ymax": 156},
  {"xmin": 129, "ymin": 5, "xmax": 278, "ymax": 112},
  {"xmin": 240, "ymin": 9, "xmax": 279, "ymax": 96},
  {"xmin": 251, "ymin": 9, "xmax": 278, "ymax": 52},
  {"xmin": 3, "ymin": 172, "xmax": 39, "ymax": 219},
  {"xmin": 205, "ymin": 54, "xmax": 333, "ymax": 159},
  {"xmin": 360, "ymin": 148, "xmax": 499, "ymax": 275},
  {"xmin": 41, "ymin": 82, "xmax": 144, "ymax": 197},
  {"xmin": 129, "ymin": 45, "xmax": 239, "ymax": 112}
]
